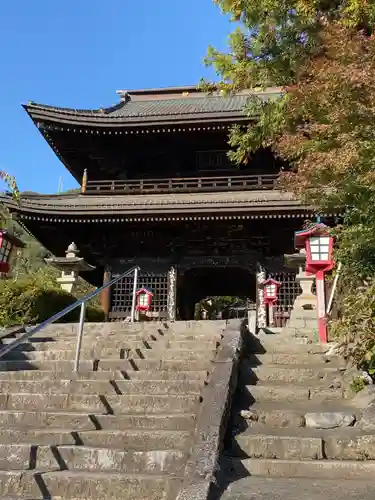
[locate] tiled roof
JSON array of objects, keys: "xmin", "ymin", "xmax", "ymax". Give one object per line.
[
  {"xmin": 109, "ymin": 94, "xmax": 277, "ymax": 118},
  {"xmin": 24, "ymin": 88, "xmax": 283, "ymax": 126},
  {"xmin": 4, "ymin": 190, "xmax": 308, "ymax": 217}
]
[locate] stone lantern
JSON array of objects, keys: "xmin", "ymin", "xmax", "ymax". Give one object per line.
[{"xmin": 45, "ymin": 242, "xmax": 95, "ymax": 294}]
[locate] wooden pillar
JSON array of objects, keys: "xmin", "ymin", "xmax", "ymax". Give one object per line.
[
  {"xmin": 81, "ymin": 169, "xmax": 88, "ymax": 194},
  {"xmin": 167, "ymin": 266, "xmax": 177, "ymax": 322},
  {"xmin": 101, "ymin": 265, "xmax": 111, "ymax": 321},
  {"xmin": 256, "ymin": 263, "xmax": 267, "ymax": 330}
]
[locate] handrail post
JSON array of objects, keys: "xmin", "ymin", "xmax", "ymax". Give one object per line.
[
  {"xmin": 130, "ymin": 267, "xmax": 138, "ymax": 322},
  {"xmin": 74, "ymin": 302, "xmax": 86, "ymax": 372}
]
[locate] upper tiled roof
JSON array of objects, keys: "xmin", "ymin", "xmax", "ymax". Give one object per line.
[
  {"xmin": 24, "ymin": 86, "xmax": 283, "ymax": 127},
  {"xmin": 109, "ymin": 94, "xmax": 275, "ymax": 118}
]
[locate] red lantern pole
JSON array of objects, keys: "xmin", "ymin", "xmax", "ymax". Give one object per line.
[{"xmin": 316, "ymin": 270, "xmax": 327, "ymax": 343}]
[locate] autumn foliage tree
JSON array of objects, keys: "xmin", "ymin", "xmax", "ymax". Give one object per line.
[
  {"xmin": 277, "ymin": 27, "xmax": 375, "ymax": 279},
  {"xmin": 206, "ymin": 0, "xmax": 375, "ymax": 367}
]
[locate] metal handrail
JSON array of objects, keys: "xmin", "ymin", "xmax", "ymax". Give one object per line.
[{"xmin": 0, "ymin": 265, "xmax": 140, "ymax": 371}]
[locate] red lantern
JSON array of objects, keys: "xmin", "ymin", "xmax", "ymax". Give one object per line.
[
  {"xmin": 261, "ymin": 278, "xmax": 281, "ymax": 305},
  {"xmin": 295, "ymin": 223, "xmax": 334, "ymax": 274},
  {"xmin": 136, "ymin": 288, "xmax": 153, "ymax": 312},
  {"xmin": 0, "ymin": 230, "xmax": 25, "ymax": 274}
]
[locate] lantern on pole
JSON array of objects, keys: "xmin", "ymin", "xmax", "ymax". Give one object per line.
[
  {"xmin": 295, "ymin": 223, "xmax": 334, "ymax": 343},
  {"xmin": 0, "ymin": 230, "xmax": 25, "ymax": 275},
  {"xmin": 261, "ymin": 278, "xmax": 281, "ymax": 327}
]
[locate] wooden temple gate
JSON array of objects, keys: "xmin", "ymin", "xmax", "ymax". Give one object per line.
[{"xmin": 4, "ymin": 84, "xmax": 332, "ymax": 325}]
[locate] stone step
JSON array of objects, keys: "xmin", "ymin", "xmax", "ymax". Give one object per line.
[
  {"xmin": 0, "ymin": 379, "xmax": 203, "ymax": 395},
  {"xmin": 246, "ymin": 335, "xmax": 327, "ymax": 354},
  {"xmin": 0, "ymin": 428, "xmax": 192, "ymax": 450},
  {"xmin": 120, "ymin": 369, "xmax": 209, "ymax": 381},
  {"xmin": 236, "ymin": 401, "xmax": 357, "ymax": 428},
  {"xmin": 0, "ymin": 369, "xmax": 208, "ymax": 382},
  {"xmin": 280, "ymin": 325, "xmax": 318, "ymax": 335},
  {"xmin": 1, "ymin": 334, "xmax": 146, "ymax": 345},
  {"xmin": 37, "ymin": 445, "xmax": 187, "ymax": 474},
  {"xmin": 29, "ymin": 322, "xmax": 223, "ymax": 335},
  {"xmin": 0, "ymin": 470, "xmax": 180, "ymax": 499},
  {"xmin": 247, "ymin": 352, "xmax": 343, "ymax": 367},
  {"xmin": 324, "ymin": 433, "xmax": 375, "ymax": 460},
  {"xmin": 148, "ymin": 348, "xmax": 217, "ymax": 361},
  {"xmin": 240, "ymin": 363, "xmax": 342, "ymax": 384},
  {"xmin": 231, "ymin": 427, "xmax": 374, "ymax": 460},
  {"xmin": 232, "ymin": 432, "xmax": 323, "ymax": 460},
  {"xmin": 4, "ymin": 347, "xmax": 215, "ymax": 362},
  {"xmin": 4, "ymin": 338, "xmax": 218, "ymax": 351},
  {"xmin": 0, "ymin": 393, "xmax": 200, "ymax": 413},
  {"xmin": 34, "ymin": 319, "xmax": 223, "ymax": 330},
  {"xmin": 0, "ymin": 410, "xmax": 196, "ymax": 431},
  {"xmin": 97, "ymin": 358, "xmax": 212, "ymax": 372},
  {"xmin": 22, "ymin": 327, "xmax": 223, "ymax": 338},
  {"xmin": 244, "ymin": 384, "xmax": 344, "ymax": 402},
  {"xmin": 219, "ymin": 476, "xmax": 375, "ymax": 500},
  {"xmin": 0, "ymin": 358, "xmax": 212, "ymax": 372},
  {"xmin": 227, "ymin": 457, "xmax": 375, "ymax": 480},
  {"xmin": 0, "ymin": 444, "xmax": 187, "ymax": 474}
]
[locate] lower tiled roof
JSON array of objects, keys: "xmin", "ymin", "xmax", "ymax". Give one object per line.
[{"xmin": 4, "ymin": 190, "xmax": 310, "ymax": 218}]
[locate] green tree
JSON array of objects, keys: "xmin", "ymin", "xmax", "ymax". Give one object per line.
[
  {"xmin": 204, "ymin": 0, "xmax": 375, "ymax": 162},
  {"xmin": 0, "ymin": 172, "xmax": 19, "ymax": 223}
]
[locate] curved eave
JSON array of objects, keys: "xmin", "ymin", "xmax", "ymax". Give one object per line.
[{"xmin": 23, "ymin": 103, "xmax": 251, "ymax": 129}]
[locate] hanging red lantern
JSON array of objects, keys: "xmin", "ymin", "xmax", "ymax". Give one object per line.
[
  {"xmin": 136, "ymin": 287, "xmax": 153, "ymax": 312},
  {"xmin": 0, "ymin": 230, "xmax": 25, "ymax": 274}
]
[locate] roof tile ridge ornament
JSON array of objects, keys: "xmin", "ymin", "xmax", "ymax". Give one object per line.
[{"xmin": 116, "ymin": 90, "xmax": 131, "ymax": 103}]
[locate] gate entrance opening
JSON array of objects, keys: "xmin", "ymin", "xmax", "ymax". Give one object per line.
[{"xmin": 177, "ymin": 266, "xmax": 256, "ymax": 320}]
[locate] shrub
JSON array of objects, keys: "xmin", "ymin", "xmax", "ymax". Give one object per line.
[
  {"xmin": 350, "ymin": 376, "xmax": 367, "ymax": 394},
  {"xmin": 331, "ymin": 279, "xmax": 375, "ymax": 374},
  {"xmin": 0, "ymin": 269, "xmax": 104, "ymax": 327}
]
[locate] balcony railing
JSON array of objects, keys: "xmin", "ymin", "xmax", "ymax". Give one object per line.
[{"xmin": 83, "ymin": 173, "xmax": 278, "ymax": 195}]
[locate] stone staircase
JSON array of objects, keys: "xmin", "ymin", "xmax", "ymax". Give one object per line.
[
  {"xmin": 216, "ymin": 330, "xmax": 375, "ymax": 499},
  {"xmin": 0, "ymin": 320, "xmax": 225, "ymax": 500}
]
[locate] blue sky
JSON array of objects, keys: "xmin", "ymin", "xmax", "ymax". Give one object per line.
[{"xmin": 0, "ymin": 0, "xmax": 232, "ymax": 193}]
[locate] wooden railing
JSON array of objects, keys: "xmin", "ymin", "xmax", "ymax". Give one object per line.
[{"xmin": 83, "ymin": 173, "xmax": 279, "ymax": 195}]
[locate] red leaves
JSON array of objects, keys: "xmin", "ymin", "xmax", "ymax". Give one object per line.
[{"xmin": 276, "ymin": 25, "xmax": 375, "ymax": 210}]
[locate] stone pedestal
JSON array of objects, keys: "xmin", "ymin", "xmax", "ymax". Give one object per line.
[
  {"xmin": 284, "ymin": 249, "xmax": 317, "ymax": 333},
  {"xmin": 293, "ymin": 270, "xmax": 316, "ymax": 312}
]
